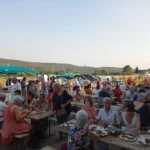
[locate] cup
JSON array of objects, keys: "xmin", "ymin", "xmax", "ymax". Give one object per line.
[{"xmin": 121, "ymin": 126, "xmax": 127, "ymax": 132}]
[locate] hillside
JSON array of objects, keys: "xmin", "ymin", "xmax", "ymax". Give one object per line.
[{"xmin": 0, "ymin": 58, "xmax": 123, "ymax": 74}]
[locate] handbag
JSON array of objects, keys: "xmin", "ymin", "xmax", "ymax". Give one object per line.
[{"xmin": 57, "ymin": 94, "xmax": 67, "ymax": 118}]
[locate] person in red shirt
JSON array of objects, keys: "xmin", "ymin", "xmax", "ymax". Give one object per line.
[{"xmin": 113, "ymin": 85, "xmax": 122, "ymax": 103}]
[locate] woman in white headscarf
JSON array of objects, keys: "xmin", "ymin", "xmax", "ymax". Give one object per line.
[{"xmin": 1, "ymin": 96, "xmax": 33, "ymax": 146}]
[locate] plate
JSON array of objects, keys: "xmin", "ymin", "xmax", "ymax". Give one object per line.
[
  {"xmin": 93, "ymin": 130, "xmax": 108, "ymax": 137},
  {"xmin": 89, "ymin": 125, "xmax": 104, "ymax": 131},
  {"xmin": 137, "ymin": 137, "xmax": 150, "ymax": 146},
  {"xmin": 89, "ymin": 125, "xmax": 107, "ymax": 137},
  {"xmin": 119, "ymin": 135, "xmax": 136, "ymax": 142},
  {"xmin": 64, "ymin": 122, "xmax": 76, "ymax": 127}
]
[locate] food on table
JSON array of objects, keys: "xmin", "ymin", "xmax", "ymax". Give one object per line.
[
  {"xmin": 91, "ymin": 127, "xmax": 97, "ymax": 131},
  {"xmin": 145, "ymin": 138, "xmax": 150, "ymax": 144},
  {"xmin": 119, "ymin": 134, "xmax": 136, "ymax": 142},
  {"xmin": 96, "ymin": 130, "xmax": 102, "ymax": 134}
]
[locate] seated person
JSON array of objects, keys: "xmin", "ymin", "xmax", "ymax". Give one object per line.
[
  {"xmin": 126, "ymin": 88, "xmax": 134, "ymax": 99},
  {"xmin": 97, "ymin": 97, "xmax": 120, "ymax": 128},
  {"xmin": 105, "ymin": 85, "xmax": 113, "ymax": 97},
  {"xmin": 32, "ymin": 93, "xmax": 50, "ymax": 140},
  {"xmin": 23, "ymin": 91, "xmax": 37, "ymax": 110},
  {"xmin": 134, "ymin": 93, "xmax": 150, "ymax": 129},
  {"xmin": 98, "ymin": 87, "xmax": 111, "ymax": 106},
  {"xmin": 68, "ymin": 110, "xmax": 90, "ymax": 150},
  {"xmin": 34, "ymin": 93, "xmax": 50, "ymax": 111},
  {"xmin": 81, "ymin": 96, "xmax": 97, "ymax": 123},
  {"xmin": 113, "ymin": 85, "xmax": 122, "ymax": 103},
  {"xmin": 73, "ymin": 86, "xmax": 83, "ymax": 102},
  {"xmin": 121, "ymin": 103, "xmax": 140, "ymax": 135},
  {"xmin": 0, "ymin": 94, "xmax": 7, "ymax": 129},
  {"xmin": 1, "ymin": 96, "xmax": 33, "ymax": 146},
  {"xmin": 14, "ymin": 89, "xmax": 22, "ymax": 96}
]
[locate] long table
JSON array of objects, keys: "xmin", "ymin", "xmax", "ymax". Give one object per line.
[
  {"xmin": 26, "ymin": 111, "xmax": 53, "ymax": 120},
  {"xmin": 55, "ymin": 120, "xmax": 149, "ymax": 150}
]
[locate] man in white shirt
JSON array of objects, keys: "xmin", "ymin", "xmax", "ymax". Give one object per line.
[
  {"xmin": 11, "ymin": 77, "xmax": 21, "ymax": 100},
  {"xmin": 0, "ymin": 94, "xmax": 7, "ymax": 128}
]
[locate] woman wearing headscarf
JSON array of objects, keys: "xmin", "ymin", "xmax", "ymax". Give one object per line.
[
  {"xmin": 1, "ymin": 96, "xmax": 33, "ymax": 145},
  {"xmin": 68, "ymin": 110, "xmax": 91, "ymax": 150}
]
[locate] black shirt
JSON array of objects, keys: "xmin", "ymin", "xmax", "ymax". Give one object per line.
[
  {"xmin": 99, "ymin": 91, "xmax": 110, "ymax": 98},
  {"xmin": 52, "ymin": 90, "xmax": 72, "ymax": 115}
]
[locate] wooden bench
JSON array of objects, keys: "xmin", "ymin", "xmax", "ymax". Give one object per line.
[
  {"xmin": 0, "ymin": 130, "xmax": 29, "ymax": 139},
  {"xmin": 41, "ymin": 146, "xmax": 57, "ymax": 150},
  {"xmin": 0, "ymin": 130, "xmax": 30, "ymax": 150}
]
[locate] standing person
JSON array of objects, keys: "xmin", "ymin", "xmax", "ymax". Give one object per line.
[
  {"xmin": 46, "ymin": 89, "xmax": 54, "ymax": 108},
  {"xmin": 50, "ymin": 76, "xmax": 55, "ymax": 90},
  {"xmin": 51, "ymin": 83, "xmax": 73, "ymax": 125},
  {"xmin": 106, "ymin": 78, "xmax": 111, "ymax": 86},
  {"xmin": 11, "ymin": 77, "xmax": 21, "ymax": 100},
  {"xmin": 120, "ymin": 82, "xmax": 126, "ymax": 93},
  {"xmin": 98, "ymin": 78, "xmax": 102, "ymax": 88},
  {"xmin": 21, "ymin": 77, "xmax": 27, "ymax": 96},
  {"xmin": 57, "ymin": 76, "xmax": 62, "ymax": 85},
  {"xmin": 94, "ymin": 85, "xmax": 101, "ymax": 97},
  {"xmin": 28, "ymin": 81, "xmax": 37, "ymax": 97},
  {"xmin": 41, "ymin": 77, "xmax": 47, "ymax": 96},
  {"xmin": 46, "ymin": 78, "xmax": 50, "ymax": 90},
  {"xmin": 113, "ymin": 85, "xmax": 122, "ymax": 103},
  {"xmin": 0, "ymin": 94, "xmax": 7, "ymax": 129}
]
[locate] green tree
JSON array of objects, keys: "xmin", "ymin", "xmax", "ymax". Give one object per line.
[
  {"xmin": 48, "ymin": 66, "xmax": 55, "ymax": 74},
  {"xmin": 101, "ymin": 69, "xmax": 108, "ymax": 75},
  {"xmin": 135, "ymin": 66, "xmax": 139, "ymax": 74},
  {"xmin": 66, "ymin": 68, "xmax": 73, "ymax": 73},
  {"xmin": 123, "ymin": 65, "xmax": 132, "ymax": 75}
]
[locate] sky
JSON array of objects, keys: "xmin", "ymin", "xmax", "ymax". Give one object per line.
[{"xmin": 0, "ymin": 0, "xmax": 150, "ymax": 69}]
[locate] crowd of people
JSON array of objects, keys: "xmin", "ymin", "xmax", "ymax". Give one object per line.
[{"xmin": 0, "ymin": 76, "xmax": 150, "ymax": 150}]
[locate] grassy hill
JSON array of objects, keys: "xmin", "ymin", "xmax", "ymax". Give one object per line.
[{"xmin": 0, "ymin": 58, "xmax": 123, "ymax": 74}]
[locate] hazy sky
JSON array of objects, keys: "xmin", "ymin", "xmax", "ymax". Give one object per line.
[{"xmin": 0, "ymin": 0, "xmax": 150, "ymax": 69}]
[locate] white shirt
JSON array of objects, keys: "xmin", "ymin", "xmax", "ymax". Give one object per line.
[
  {"xmin": 97, "ymin": 108, "xmax": 120, "ymax": 124},
  {"xmin": 72, "ymin": 79, "xmax": 80, "ymax": 86},
  {"xmin": 11, "ymin": 82, "xmax": 21, "ymax": 100},
  {"xmin": 126, "ymin": 91, "xmax": 133, "ymax": 99},
  {"xmin": 94, "ymin": 89, "xmax": 101, "ymax": 97},
  {"xmin": 0, "ymin": 101, "xmax": 7, "ymax": 122},
  {"xmin": 120, "ymin": 84, "xmax": 126, "ymax": 92}
]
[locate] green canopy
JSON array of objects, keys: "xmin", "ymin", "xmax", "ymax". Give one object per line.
[
  {"xmin": 60, "ymin": 73, "xmax": 84, "ymax": 79},
  {"xmin": 0, "ymin": 65, "xmax": 40, "ymax": 75}
]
